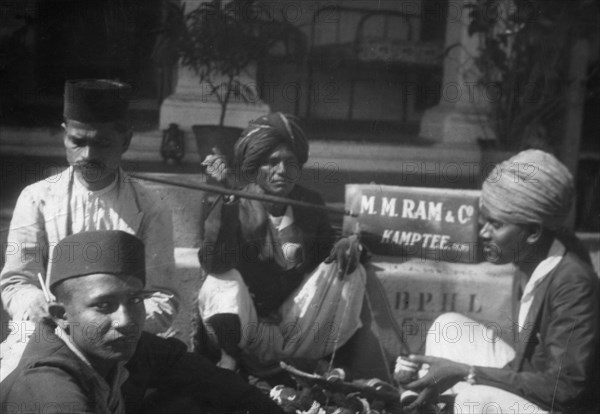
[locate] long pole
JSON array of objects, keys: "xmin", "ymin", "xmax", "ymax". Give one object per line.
[{"xmin": 130, "ymin": 174, "xmax": 358, "ymax": 217}]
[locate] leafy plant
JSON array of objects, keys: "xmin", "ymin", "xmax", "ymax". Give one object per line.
[
  {"xmin": 465, "ymin": 0, "xmax": 599, "ymax": 149},
  {"xmin": 166, "ymin": 0, "xmax": 305, "ymax": 127}
]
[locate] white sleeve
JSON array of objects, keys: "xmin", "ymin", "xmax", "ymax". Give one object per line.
[{"xmin": 0, "ymin": 186, "xmax": 48, "ymax": 320}]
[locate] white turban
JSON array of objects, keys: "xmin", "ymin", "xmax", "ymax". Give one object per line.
[{"xmin": 481, "ymin": 149, "xmax": 574, "ymax": 230}]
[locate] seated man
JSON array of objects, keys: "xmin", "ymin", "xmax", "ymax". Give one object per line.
[
  {"xmin": 403, "ymin": 150, "xmax": 599, "ymax": 413},
  {"xmin": 197, "ymin": 113, "xmax": 367, "ymax": 375},
  {"xmin": 1, "ymin": 79, "xmax": 178, "ymax": 335},
  {"xmin": 1, "ymin": 230, "xmax": 284, "ymax": 414}
]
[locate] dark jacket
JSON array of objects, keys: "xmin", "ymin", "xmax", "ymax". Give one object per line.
[
  {"xmin": 474, "ymin": 252, "xmax": 600, "ymax": 412},
  {"xmin": 1, "ymin": 323, "xmax": 123, "ymax": 414},
  {"xmin": 2, "ymin": 323, "xmax": 284, "ymax": 414},
  {"xmin": 199, "ymin": 184, "xmax": 335, "ymax": 316}
]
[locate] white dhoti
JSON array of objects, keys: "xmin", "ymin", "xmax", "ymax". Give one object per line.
[
  {"xmin": 198, "ymin": 262, "xmax": 366, "ymax": 371},
  {"xmin": 424, "ymin": 313, "xmax": 548, "ymax": 414}
]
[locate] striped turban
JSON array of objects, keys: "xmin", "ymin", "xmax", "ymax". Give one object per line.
[
  {"xmin": 234, "ymin": 113, "xmax": 308, "ymax": 176},
  {"xmin": 481, "ymin": 149, "xmax": 574, "ymax": 230}
]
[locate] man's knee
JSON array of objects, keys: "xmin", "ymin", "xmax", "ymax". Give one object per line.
[
  {"xmin": 197, "ymin": 269, "xmax": 246, "ymax": 312},
  {"xmin": 200, "ymin": 269, "xmax": 244, "ymax": 291},
  {"xmin": 454, "ymin": 385, "xmax": 506, "ymax": 413},
  {"xmin": 424, "ymin": 313, "xmax": 488, "ymax": 361},
  {"xmin": 432, "ymin": 312, "xmax": 469, "ymax": 327},
  {"xmin": 425, "ymin": 313, "xmax": 471, "ymax": 347}
]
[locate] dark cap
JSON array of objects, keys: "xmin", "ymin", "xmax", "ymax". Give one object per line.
[
  {"xmin": 64, "ymin": 79, "xmax": 131, "ymax": 123},
  {"xmin": 49, "ymin": 230, "xmax": 145, "ymax": 293}
]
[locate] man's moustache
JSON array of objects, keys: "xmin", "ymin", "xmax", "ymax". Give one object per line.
[
  {"xmin": 73, "ymin": 162, "xmax": 106, "ymax": 180},
  {"xmin": 73, "ymin": 161, "xmax": 105, "ymax": 170}
]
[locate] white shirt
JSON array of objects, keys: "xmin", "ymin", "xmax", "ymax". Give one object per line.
[
  {"xmin": 518, "ymin": 239, "xmax": 566, "ymax": 331},
  {"xmin": 268, "ymin": 205, "xmax": 294, "ymax": 232},
  {"xmin": 269, "ymin": 206, "xmax": 302, "ymax": 265},
  {"xmin": 1, "ymin": 167, "xmax": 177, "ymax": 334},
  {"xmin": 69, "ymin": 174, "xmax": 135, "ymax": 234}
]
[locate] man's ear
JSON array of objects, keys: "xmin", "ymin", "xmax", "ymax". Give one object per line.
[
  {"xmin": 48, "ymin": 301, "xmax": 68, "ymax": 329},
  {"xmin": 526, "ymin": 223, "xmax": 543, "ymax": 245},
  {"xmin": 121, "ymin": 127, "xmax": 133, "ymax": 154},
  {"xmin": 61, "ymin": 122, "xmax": 69, "ymax": 145}
]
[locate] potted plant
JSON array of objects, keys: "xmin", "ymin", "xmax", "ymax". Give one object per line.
[
  {"xmin": 166, "ymin": 0, "xmax": 305, "ymax": 163},
  {"xmin": 464, "ymin": 0, "xmax": 597, "ymax": 149},
  {"xmin": 463, "ymin": 0, "xmax": 599, "ymax": 180}
]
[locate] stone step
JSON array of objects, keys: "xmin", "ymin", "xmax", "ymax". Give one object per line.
[{"xmin": 0, "ymin": 126, "xmax": 487, "ymax": 177}]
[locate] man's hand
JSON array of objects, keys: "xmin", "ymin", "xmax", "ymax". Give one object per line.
[
  {"xmin": 23, "ymin": 291, "xmax": 51, "ymax": 323},
  {"xmin": 394, "ymin": 355, "xmax": 420, "ymax": 384},
  {"xmin": 404, "ymin": 355, "xmax": 469, "ymax": 410},
  {"xmin": 201, "ymin": 153, "xmax": 233, "ymax": 187},
  {"xmin": 325, "ymin": 234, "xmax": 362, "ymax": 279}
]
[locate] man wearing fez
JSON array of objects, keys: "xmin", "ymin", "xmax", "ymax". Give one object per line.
[
  {"xmin": 1, "ymin": 231, "xmax": 284, "ymax": 414},
  {"xmin": 1, "ymin": 79, "xmax": 178, "ymax": 335},
  {"xmin": 402, "ymin": 150, "xmax": 599, "ymax": 412}
]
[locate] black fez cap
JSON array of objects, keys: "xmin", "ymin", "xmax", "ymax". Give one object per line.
[
  {"xmin": 49, "ymin": 230, "xmax": 145, "ymax": 293},
  {"xmin": 64, "ymin": 79, "xmax": 131, "ymax": 123}
]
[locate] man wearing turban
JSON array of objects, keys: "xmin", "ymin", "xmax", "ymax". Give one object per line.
[
  {"xmin": 400, "ymin": 150, "xmax": 599, "ymax": 412},
  {"xmin": 197, "ymin": 113, "xmax": 368, "ymax": 376}
]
